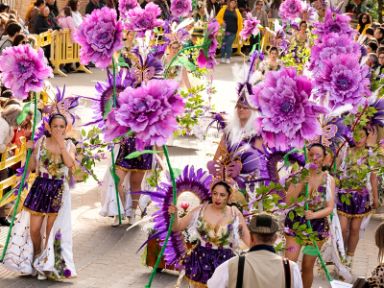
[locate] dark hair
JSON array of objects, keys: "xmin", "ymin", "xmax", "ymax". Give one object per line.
[
  {"xmin": 308, "ymin": 143, "xmax": 326, "ymax": 156},
  {"xmin": 254, "ymin": 232, "xmax": 276, "ymax": 243},
  {"xmin": 211, "ymin": 181, "xmax": 232, "ymax": 195},
  {"xmin": 358, "ymin": 13, "xmax": 371, "ymax": 30},
  {"xmin": 367, "ymin": 41, "xmax": 378, "ymax": 53},
  {"xmin": 0, "ymin": 4, "xmax": 9, "ymax": 13},
  {"xmin": 63, "ymin": 6, "xmax": 71, "ymax": 17},
  {"xmin": 299, "ymin": 20, "xmax": 307, "ymax": 27},
  {"xmin": 366, "ymin": 27, "xmax": 374, "ymax": 36},
  {"xmin": 269, "ymin": 46, "xmax": 279, "ymax": 54},
  {"xmin": 376, "ymin": 27, "xmax": 384, "ymax": 41},
  {"xmin": 68, "ymin": 0, "xmax": 79, "ymax": 12},
  {"xmin": 13, "ymin": 34, "xmax": 27, "ymax": 46},
  {"xmin": 34, "ymin": 0, "xmax": 46, "ymax": 7},
  {"xmin": 5, "ymin": 22, "xmax": 21, "ymax": 37},
  {"xmin": 271, "ymin": 0, "xmax": 282, "ymax": 9},
  {"xmin": 375, "ymin": 223, "xmax": 384, "ymax": 262},
  {"xmin": 49, "ymin": 113, "xmax": 68, "ymax": 126}
]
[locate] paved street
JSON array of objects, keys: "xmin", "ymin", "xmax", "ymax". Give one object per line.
[{"xmin": 0, "ymin": 59, "xmax": 383, "ymax": 287}]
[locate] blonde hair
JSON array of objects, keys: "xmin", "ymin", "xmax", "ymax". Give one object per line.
[{"xmin": 376, "ymin": 223, "xmax": 384, "ymax": 263}]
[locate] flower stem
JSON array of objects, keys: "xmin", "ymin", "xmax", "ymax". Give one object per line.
[
  {"xmin": 303, "ymin": 146, "xmax": 332, "ymax": 283},
  {"xmin": 164, "ymin": 45, "xmax": 204, "ymax": 79},
  {"xmin": 110, "ymin": 57, "xmax": 122, "ymax": 225},
  {"xmin": 0, "ymin": 92, "xmax": 38, "ymax": 261},
  {"xmin": 145, "ymin": 145, "xmax": 176, "ymax": 288}
]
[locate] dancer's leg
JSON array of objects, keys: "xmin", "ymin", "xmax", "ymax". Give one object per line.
[
  {"xmin": 301, "ymin": 242, "xmax": 324, "ymax": 288},
  {"xmin": 30, "ymin": 214, "xmax": 45, "ymax": 256},
  {"xmin": 115, "ymin": 168, "xmax": 127, "ymax": 211},
  {"xmin": 284, "ymin": 236, "xmax": 301, "ymax": 262},
  {"xmin": 45, "ymin": 214, "xmax": 57, "ymax": 247},
  {"xmin": 130, "ymin": 171, "xmax": 146, "ymax": 210},
  {"xmin": 338, "ymin": 214, "xmax": 349, "ymax": 248},
  {"xmin": 347, "ymin": 217, "xmax": 363, "ymax": 255}
]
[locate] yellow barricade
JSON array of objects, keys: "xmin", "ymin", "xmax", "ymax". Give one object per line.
[
  {"xmin": 50, "ymin": 29, "xmax": 91, "ymax": 77},
  {"xmin": 0, "ymin": 137, "xmax": 27, "ymax": 200}
]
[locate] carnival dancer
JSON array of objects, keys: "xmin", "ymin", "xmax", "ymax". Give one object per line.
[
  {"xmin": 100, "ymin": 136, "xmax": 154, "ymax": 226},
  {"xmin": 3, "ymin": 113, "xmax": 77, "ymax": 280},
  {"xmin": 168, "ymin": 180, "xmax": 250, "ymax": 287},
  {"xmin": 284, "ymin": 143, "xmax": 336, "ymax": 288},
  {"xmin": 336, "ymin": 128, "xmax": 379, "ymax": 267},
  {"xmin": 210, "ymin": 75, "xmax": 267, "ymax": 202}
]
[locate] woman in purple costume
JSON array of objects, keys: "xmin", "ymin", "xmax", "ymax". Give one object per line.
[
  {"xmin": 4, "ymin": 113, "xmax": 77, "ymax": 280},
  {"xmin": 284, "ymin": 143, "xmax": 335, "ymax": 288},
  {"xmin": 112, "ymin": 136, "xmax": 153, "ymax": 225},
  {"xmin": 168, "ymin": 181, "xmax": 250, "ymax": 287},
  {"xmin": 337, "ymin": 128, "xmax": 379, "ymax": 266}
]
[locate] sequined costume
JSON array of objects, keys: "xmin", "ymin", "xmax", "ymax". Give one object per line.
[
  {"xmin": 183, "ymin": 204, "xmax": 240, "ymax": 287},
  {"xmin": 115, "ymin": 137, "xmax": 153, "ymax": 171},
  {"xmin": 4, "ymin": 136, "xmax": 76, "ymax": 279},
  {"xmin": 24, "ymin": 137, "xmax": 66, "ymax": 215}
]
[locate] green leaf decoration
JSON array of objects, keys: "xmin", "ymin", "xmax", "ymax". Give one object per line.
[
  {"xmin": 303, "ymin": 245, "xmax": 319, "ymax": 256},
  {"xmin": 125, "ymin": 150, "xmax": 159, "ymax": 159},
  {"xmin": 16, "ymin": 102, "xmax": 32, "ymax": 125},
  {"xmin": 117, "ymin": 53, "xmax": 129, "ymax": 68},
  {"xmin": 173, "ymin": 57, "xmax": 196, "ymax": 72},
  {"xmin": 288, "ymin": 211, "xmax": 295, "ymax": 221}
]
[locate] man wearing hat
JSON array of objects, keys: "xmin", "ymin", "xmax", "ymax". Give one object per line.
[{"xmin": 207, "ymin": 213, "xmax": 303, "ymax": 288}]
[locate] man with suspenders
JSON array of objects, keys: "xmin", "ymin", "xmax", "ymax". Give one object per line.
[{"xmin": 208, "ymin": 213, "xmax": 303, "ymax": 288}]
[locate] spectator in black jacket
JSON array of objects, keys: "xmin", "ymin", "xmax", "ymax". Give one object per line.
[{"xmin": 34, "ymin": 6, "xmax": 60, "ymax": 34}]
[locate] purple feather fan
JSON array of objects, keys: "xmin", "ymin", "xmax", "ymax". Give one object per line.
[{"xmin": 140, "ymin": 165, "xmax": 212, "ymax": 268}]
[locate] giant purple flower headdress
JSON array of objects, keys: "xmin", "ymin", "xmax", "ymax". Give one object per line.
[
  {"xmin": 171, "ymin": 0, "xmax": 192, "ymax": 18},
  {"xmin": 278, "ymin": 0, "xmax": 304, "ymax": 22},
  {"xmin": 251, "ymin": 68, "xmax": 327, "ymax": 150},
  {"xmin": 74, "ymin": 7, "xmax": 123, "ymax": 68},
  {"xmin": 123, "ymin": 3, "xmax": 164, "ymax": 36},
  {"xmin": 310, "ymin": 33, "xmax": 360, "ymax": 74},
  {"xmin": 0, "ymin": 45, "xmax": 52, "ymax": 100},
  {"xmin": 105, "ymin": 79, "xmax": 184, "ymax": 148},
  {"xmin": 240, "ymin": 13, "xmax": 260, "ymax": 41},
  {"xmin": 196, "ymin": 19, "xmax": 220, "ymax": 69},
  {"xmin": 119, "ymin": 0, "xmax": 139, "ymax": 19},
  {"xmin": 313, "ymin": 54, "xmax": 370, "ymax": 111},
  {"xmin": 313, "ymin": 9, "xmax": 355, "ymax": 40}
]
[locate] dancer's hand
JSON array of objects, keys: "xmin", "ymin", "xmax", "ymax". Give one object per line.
[
  {"xmin": 304, "ymin": 210, "xmax": 315, "ymax": 220},
  {"xmin": 51, "ymin": 130, "xmax": 66, "ymax": 149},
  {"xmin": 168, "ymin": 204, "xmax": 178, "ymax": 215}
]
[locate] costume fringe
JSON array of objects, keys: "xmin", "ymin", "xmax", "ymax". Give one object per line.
[
  {"xmin": 23, "ymin": 207, "xmax": 59, "ymax": 217},
  {"xmin": 337, "ymin": 210, "xmax": 372, "ymax": 219}
]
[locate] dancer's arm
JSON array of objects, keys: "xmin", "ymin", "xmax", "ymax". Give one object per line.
[
  {"xmin": 285, "ymin": 182, "xmax": 305, "ymax": 205},
  {"xmin": 235, "ymin": 206, "xmax": 251, "ymax": 247},
  {"xmin": 370, "ymin": 171, "xmax": 379, "ymax": 209},
  {"xmin": 169, "ymin": 205, "xmax": 200, "ymax": 232}
]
